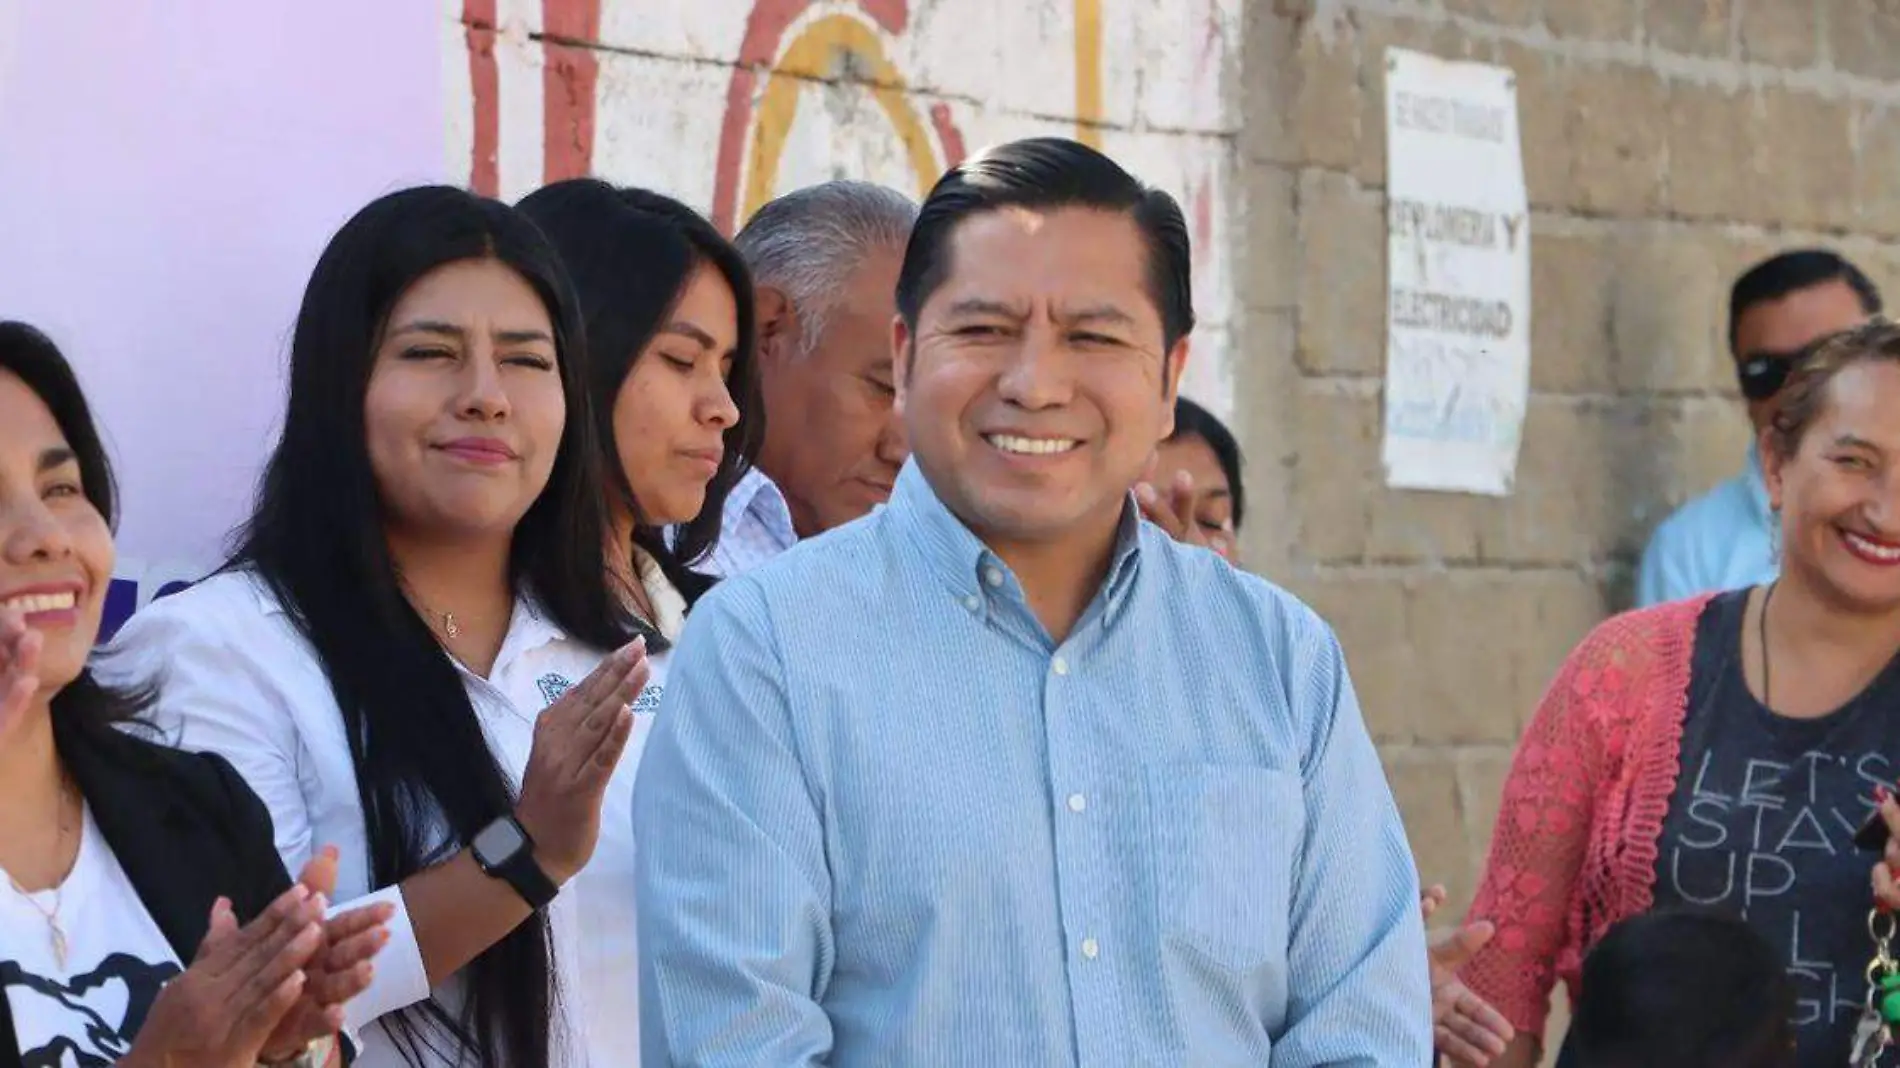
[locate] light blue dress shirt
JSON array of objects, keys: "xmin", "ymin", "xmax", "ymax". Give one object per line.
[
  {"xmin": 633, "ymin": 461, "xmax": 1431, "ymax": 1067},
  {"xmin": 702, "ymin": 466, "xmax": 799, "ymax": 579},
  {"xmin": 1635, "ymin": 442, "xmax": 1779, "ymax": 607}
]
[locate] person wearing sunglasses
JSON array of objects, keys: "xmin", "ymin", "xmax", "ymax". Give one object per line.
[{"xmin": 1635, "ymin": 249, "xmax": 1881, "ymax": 607}]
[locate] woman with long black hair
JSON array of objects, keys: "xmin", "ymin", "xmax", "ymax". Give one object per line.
[
  {"xmin": 518, "ymin": 179, "xmax": 762, "ymax": 613},
  {"xmin": 516, "ymin": 179, "xmax": 763, "ymax": 1058},
  {"xmin": 103, "ymin": 187, "xmax": 651, "ymax": 1068}
]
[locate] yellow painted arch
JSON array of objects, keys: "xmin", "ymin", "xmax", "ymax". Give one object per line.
[
  {"xmin": 1074, "ymin": 0, "xmax": 1103, "ymax": 148},
  {"xmin": 745, "ymin": 14, "xmax": 944, "ymax": 223}
]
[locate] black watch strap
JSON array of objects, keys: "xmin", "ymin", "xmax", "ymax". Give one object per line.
[{"xmin": 472, "ymin": 816, "xmax": 560, "ymax": 911}]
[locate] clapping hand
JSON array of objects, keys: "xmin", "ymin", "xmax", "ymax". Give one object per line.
[
  {"xmin": 514, "ymin": 638, "xmax": 652, "ymax": 884},
  {"xmin": 0, "ymin": 607, "xmax": 42, "ymax": 744},
  {"xmin": 1134, "ymin": 471, "xmax": 1235, "ymax": 561},
  {"xmin": 1421, "ymin": 885, "xmax": 1515, "ymax": 1066},
  {"xmin": 255, "ymin": 846, "xmax": 395, "ymax": 1063},
  {"xmin": 121, "ymin": 886, "xmax": 325, "ymax": 1068}
]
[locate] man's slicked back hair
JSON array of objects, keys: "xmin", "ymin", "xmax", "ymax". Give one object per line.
[{"xmin": 894, "ymin": 137, "xmax": 1194, "ymax": 351}]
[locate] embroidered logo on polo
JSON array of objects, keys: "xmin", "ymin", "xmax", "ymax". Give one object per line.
[
  {"xmin": 631, "ymin": 683, "xmax": 664, "ymax": 716},
  {"xmin": 536, "ymin": 673, "xmax": 574, "ymax": 706},
  {"xmin": 536, "ymin": 673, "xmax": 662, "ymax": 716}
]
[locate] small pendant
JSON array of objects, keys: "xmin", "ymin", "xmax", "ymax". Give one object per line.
[
  {"xmin": 443, "ymin": 613, "xmax": 460, "ymax": 640},
  {"xmin": 50, "ymin": 922, "xmax": 67, "ymax": 970}
]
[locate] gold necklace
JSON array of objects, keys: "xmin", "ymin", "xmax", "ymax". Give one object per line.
[
  {"xmin": 397, "ymin": 575, "xmax": 461, "ymax": 641},
  {"xmin": 5, "ymin": 775, "xmax": 78, "ymax": 969}
]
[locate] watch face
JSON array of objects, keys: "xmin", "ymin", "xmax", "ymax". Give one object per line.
[{"xmin": 472, "ymin": 818, "xmax": 527, "ymax": 865}]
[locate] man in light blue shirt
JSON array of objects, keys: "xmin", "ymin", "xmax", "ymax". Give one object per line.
[
  {"xmin": 633, "ymin": 137, "xmax": 1430, "ymax": 1066},
  {"xmin": 1637, "ymin": 249, "xmax": 1881, "ymax": 606}
]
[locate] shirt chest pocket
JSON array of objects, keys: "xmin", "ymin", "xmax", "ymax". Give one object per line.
[{"xmin": 1144, "ymin": 764, "xmax": 1304, "ymax": 972}]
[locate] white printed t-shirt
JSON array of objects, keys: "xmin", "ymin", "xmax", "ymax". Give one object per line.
[{"xmin": 1, "ymin": 807, "xmax": 182, "ymax": 1066}]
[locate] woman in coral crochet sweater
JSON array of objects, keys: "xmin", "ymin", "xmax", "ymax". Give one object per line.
[{"xmin": 1458, "ymin": 318, "xmax": 1900, "ymax": 1068}]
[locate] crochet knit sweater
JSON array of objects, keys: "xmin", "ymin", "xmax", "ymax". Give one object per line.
[{"xmin": 1458, "ymin": 594, "xmax": 1713, "ymax": 1037}]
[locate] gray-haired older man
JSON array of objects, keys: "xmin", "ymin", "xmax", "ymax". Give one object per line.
[{"xmin": 704, "ymin": 180, "xmax": 917, "ymax": 577}]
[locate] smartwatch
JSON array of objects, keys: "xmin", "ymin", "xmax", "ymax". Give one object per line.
[{"xmin": 470, "ymin": 815, "xmax": 560, "ymax": 910}]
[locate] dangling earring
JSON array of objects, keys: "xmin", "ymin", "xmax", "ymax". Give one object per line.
[{"xmin": 1769, "ymin": 506, "xmax": 1782, "ymax": 562}]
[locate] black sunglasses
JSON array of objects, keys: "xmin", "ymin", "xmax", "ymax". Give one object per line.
[{"xmin": 1736, "ymin": 348, "xmax": 1808, "ymax": 402}]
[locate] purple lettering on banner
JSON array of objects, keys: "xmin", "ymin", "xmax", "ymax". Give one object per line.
[{"xmin": 100, "ymin": 577, "xmax": 140, "ymax": 643}]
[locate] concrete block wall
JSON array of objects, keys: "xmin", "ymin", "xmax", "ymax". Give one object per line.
[{"xmin": 1236, "ymin": 0, "xmax": 1900, "ymax": 1047}]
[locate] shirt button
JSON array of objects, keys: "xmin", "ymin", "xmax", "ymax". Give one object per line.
[
  {"xmin": 1052, "ymin": 656, "xmax": 1070, "ymax": 676},
  {"xmin": 1081, "ymin": 938, "xmax": 1100, "ymax": 960},
  {"xmin": 1067, "ymin": 793, "xmax": 1087, "ymax": 813},
  {"xmin": 984, "ymin": 567, "xmax": 1004, "ymax": 588},
  {"xmin": 962, "ymin": 595, "xmax": 981, "ymax": 612}
]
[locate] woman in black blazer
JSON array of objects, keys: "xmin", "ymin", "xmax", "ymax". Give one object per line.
[{"xmin": 0, "ymin": 322, "xmax": 389, "ymax": 1068}]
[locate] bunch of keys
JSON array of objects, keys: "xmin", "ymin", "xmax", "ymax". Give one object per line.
[{"xmin": 1853, "ymin": 908, "xmax": 1900, "ymax": 1067}]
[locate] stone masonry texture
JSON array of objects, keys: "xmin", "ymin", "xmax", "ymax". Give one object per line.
[{"xmin": 1236, "ymin": 0, "xmax": 1900, "ymax": 1052}]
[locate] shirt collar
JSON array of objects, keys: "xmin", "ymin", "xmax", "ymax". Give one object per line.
[
  {"xmin": 888, "ymin": 459, "xmax": 1144, "ymax": 614},
  {"xmin": 486, "ymin": 591, "xmax": 569, "ymax": 675},
  {"xmin": 632, "ymin": 548, "xmax": 689, "ymax": 643},
  {"xmin": 725, "ymin": 466, "xmax": 798, "ymax": 550}
]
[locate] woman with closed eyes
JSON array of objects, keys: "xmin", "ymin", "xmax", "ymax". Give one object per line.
[
  {"xmin": 103, "ymin": 187, "xmax": 651, "ymax": 1068},
  {"xmin": 516, "ymin": 178, "xmax": 763, "ymax": 1060},
  {"xmin": 1138, "ymin": 395, "xmax": 1245, "ymax": 563}
]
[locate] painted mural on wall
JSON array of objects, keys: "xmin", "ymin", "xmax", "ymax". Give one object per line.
[{"xmin": 442, "ymin": 0, "xmax": 1240, "ymax": 415}]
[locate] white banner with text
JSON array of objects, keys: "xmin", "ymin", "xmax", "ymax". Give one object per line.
[{"xmin": 1380, "ymin": 47, "xmax": 1531, "ymax": 496}]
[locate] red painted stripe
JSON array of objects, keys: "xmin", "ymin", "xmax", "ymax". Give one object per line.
[
  {"xmin": 929, "ymin": 102, "xmax": 966, "ymax": 170},
  {"xmin": 711, "ymin": 0, "xmax": 914, "ymax": 232},
  {"xmin": 542, "ymin": 0, "xmax": 601, "ymax": 184},
  {"xmin": 465, "ymin": 0, "xmax": 500, "ymax": 196},
  {"xmin": 541, "ymin": 0, "xmax": 602, "ymax": 184},
  {"xmin": 859, "ymin": 0, "xmax": 908, "ymax": 33},
  {"xmin": 713, "ymin": 0, "xmax": 808, "ymax": 233},
  {"xmin": 541, "ymin": 0, "xmax": 599, "ymax": 39}
]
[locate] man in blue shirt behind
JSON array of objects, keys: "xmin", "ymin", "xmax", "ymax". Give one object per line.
[
  {"xmin": 1636, "ymin": 249, "xmax": 1882, "ymax": 606},
  {"xmin": 633, "ymin": 137, "xmax": 1431, "ymax": 1066}
]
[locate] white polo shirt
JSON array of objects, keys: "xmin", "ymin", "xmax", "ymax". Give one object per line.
[{"xmin": 100, "ymin": 569, "xmax": 668, "ymax": 1068}]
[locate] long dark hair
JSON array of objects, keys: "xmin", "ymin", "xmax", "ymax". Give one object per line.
[
  {"xmin": 0, "ymin": 322, "xmax": 149, "ymax": 736},
  {"xmin": 1169, "ymin": 396, "xmax": 1246, "ymax": 530},
  {"xmin": 227, "ymin": 187, "xmax": 629, "ymax": 1068},
  {"xmin": 517, "ymin": 179, "xmax": 763, "ymax": 608}
]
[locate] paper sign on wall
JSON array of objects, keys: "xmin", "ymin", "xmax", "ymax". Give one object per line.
[{"xmin": 1380, "ymin": 48, "xmax": 1531, "ymax": 496}]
